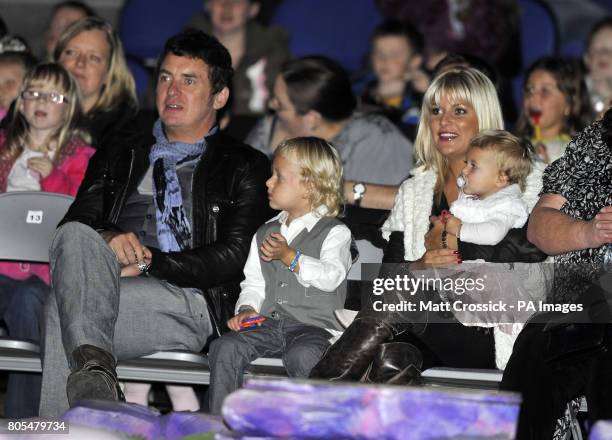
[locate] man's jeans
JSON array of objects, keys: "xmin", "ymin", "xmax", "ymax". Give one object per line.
[{"xmin": 39, "ymin": 222, "xmax": 212, "ymax": 418}]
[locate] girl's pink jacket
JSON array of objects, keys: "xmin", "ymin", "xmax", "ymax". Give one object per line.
[{"xmin": 0, "ymin": 131, "xmax": 95, "ymax": 284}]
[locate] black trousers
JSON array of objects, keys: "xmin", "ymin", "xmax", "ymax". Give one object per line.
[
  {"xmin": 396, "ymin": 322, "xmax": 496, "ymax": 370},
  {"xmin": 501, "ymin": 322, "xmax": 612, "ymax": 440}
]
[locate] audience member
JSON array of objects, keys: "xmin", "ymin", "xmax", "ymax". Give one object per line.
[
  {"xmin": 0, "ymin": 49, "xmax": 37, "ymax": 121},
  {"xmin": 358, "ymin": 20, "xmax": 428, "ymax": 141},
  {"xmin": 514, "ymin": 57, "xmax": 591, "ymax": 164},
  {"xmin": 45, "ymin": 1, "xmax": 96, "ymax": 60},
  {"xmin": 208, "ymin": 136, "xmax": 351, "ymax": 414},
  {"xmin": 433, "ymin": 53, "xmax": 500, "ymax": 90},
  {"xmin": 247, "ymin": 56, "xmax": 413, "ymax": 187},
  {"xmin": 53, "ymin": 17, "xmax": 142, "ymax": 151},
  {"xmin": 502, "ymin": 112, "xmax": 612, "ymax": 440},
  {"xmin": 584, "ymin": 17, "xmax": 612, "ymax": 115},
  {"xmin": 188, "ymin": 0, "xmax": 288, "ymax": 120},
  {"xmin": 376, "ymin": 0, "xmax": 519, "ymax": 75},
  {"xmin": 38, "ymin": 28, "xmax": 271, "ymax": 419},
  {"xmin": 442, "ymin": 130, "xmax": 534, "ymax": 369},
  {"xmin": 310, "ymin": 68, "xmax": 546, "ymax": 382},
  {"xmin": 0, "ymin": 62, "xmax": 94, "ymax": 418}
]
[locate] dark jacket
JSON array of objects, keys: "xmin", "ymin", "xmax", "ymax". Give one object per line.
[
  {"xmin": 61, "ymin": 126, "xmax": 273, "ymax": 335},
  {"xmin": 86, "ymin": 94, "xmax": 141, "ymax": 150}
]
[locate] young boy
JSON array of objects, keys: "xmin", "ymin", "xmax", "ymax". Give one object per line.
[
  {"xmin": 208, "ymin": 137, "xmax": 352, "ymax": 415},
  {"xmin": 359, "ymin": 20, "xmax": 428, "ymax": 141},
  {"xmin": 444, "ymin": 130, "xmax": 532, "ymax": 246}
]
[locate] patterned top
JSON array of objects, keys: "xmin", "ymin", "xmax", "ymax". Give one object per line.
[
  {"xmin": 542, "ymin": 120, "xmax": 612, "ymax": 266},
  {"xmin": 541, "ymin": 120, "xmax": 612, "ymax": 303}
]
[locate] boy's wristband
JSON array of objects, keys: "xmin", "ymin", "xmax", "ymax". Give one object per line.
[
  {"xmin": 288, "ymin": 250, "xmax": 301, "ymax": 272},
  {"xmin": 237, "ymin": 305, "xmax": 255, "ymax": 314}
]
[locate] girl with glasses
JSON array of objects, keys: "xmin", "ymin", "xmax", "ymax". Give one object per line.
[
  {"xmin": 1, "ymin": 62, "xmax": 93, "ymax": 193},
  {"xmin": 0, "ymin": 62, "xmax": 94, "ymax": 418}
]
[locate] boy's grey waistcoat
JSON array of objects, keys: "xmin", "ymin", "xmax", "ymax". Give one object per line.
[{"xmin": 256, "ymin": 217, "xmax": 346, "ymax": 331}]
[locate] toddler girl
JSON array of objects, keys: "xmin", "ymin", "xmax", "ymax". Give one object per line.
[
  {"xmin": 444, "ymin": 130, "xmax": 531, "ymax": 246},
  {"xmin": 514, "ymin": 57, "xmax": 591, "ymax": 164},
  {"xmin": 442, "ymin": 130, "xmax": 535, "ymax": 369}
]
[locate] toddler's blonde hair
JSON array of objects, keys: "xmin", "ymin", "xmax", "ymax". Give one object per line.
[{"xmin": 468, "ymin": 129, "xmax": 532, "ymax": 191}]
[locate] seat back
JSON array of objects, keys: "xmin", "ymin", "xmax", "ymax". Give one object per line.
[
  {"xmin": 0, "ymin": 191, "xmax": 74, "ymax": 263},
  {"xmin": 270, "ymin": 0, "xmax": 382, "ymax": 73},
  {"xmin": 118, "ymin": 0, "xmax": 203, "ymax": 96},
  {"xmin": 513, "ymin": 0, "xmax": 559, "ymax": 108}
]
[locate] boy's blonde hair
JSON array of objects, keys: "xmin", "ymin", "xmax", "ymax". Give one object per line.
[
  {"xmin": 274, "ymin": 137, "xmax": 344, "ymax": 217},
  {"xmin": 468, "ymin": 129, "xmax": 532, "ymax": 191}
]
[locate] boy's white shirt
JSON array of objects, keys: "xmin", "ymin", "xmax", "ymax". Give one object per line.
[
  {"xmin": 236, "ymin": 208, "xmax": 352, "ymax": 323},
  {"xmin": 450, "ymin": 184, "xmax": 530, "ymax": 246}
]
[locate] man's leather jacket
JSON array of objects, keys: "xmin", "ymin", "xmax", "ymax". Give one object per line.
[{"xmin": 60, "ymin": 126, "xmax": 273, "ymax": 336}]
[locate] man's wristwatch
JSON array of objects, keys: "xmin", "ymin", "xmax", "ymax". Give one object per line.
[
  {"xmin": 137, "ymin": 261, "xmax": 150, "ymax": 274},
  {"xmin": 352, "ymin": 182, "xmax": 367, "ymax": 207}
]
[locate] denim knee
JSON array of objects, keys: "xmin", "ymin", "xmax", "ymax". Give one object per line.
[{"xmin": 283, "ymin": 344, "xmax": 326, "ymax": 377}]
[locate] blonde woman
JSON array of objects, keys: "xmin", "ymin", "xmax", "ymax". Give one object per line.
[
  {"xmin": 54, "ymin": 16, "xmax": 139, "ymax": 150},
  {"xmin": 310, "ymin": 68, "xmax": 546, "ymax": 382}
]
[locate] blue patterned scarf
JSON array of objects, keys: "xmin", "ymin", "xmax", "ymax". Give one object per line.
[{"xmin": 150, "ymin": 120, "xmax": 210, "ymax": 252}]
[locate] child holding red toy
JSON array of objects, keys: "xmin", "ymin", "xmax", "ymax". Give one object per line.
[{"xmin": 208, "ymin": 136, "xmax": 352, "ymax": 415}]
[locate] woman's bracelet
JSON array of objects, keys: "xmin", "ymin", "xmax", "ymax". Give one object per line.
[
  {"xmin": 288, "ymin": 250, "xmax": 302, "ymax": 272},
  {"xmin": 441, "ymin": 224, "xmax": 448, "ymax": 249}
]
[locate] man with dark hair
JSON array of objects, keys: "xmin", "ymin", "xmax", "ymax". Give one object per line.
[{"xmin": 39, "ymin": 29, "xmax": 272, "ymax": 417}]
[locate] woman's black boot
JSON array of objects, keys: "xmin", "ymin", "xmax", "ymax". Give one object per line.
[
  {"xmin": 365, "ymin": 342, "xmax": 423, "ymax": 385},
  {"xmin": 309, "ymin": 316, "xmax": 394, "ymax": 381}
]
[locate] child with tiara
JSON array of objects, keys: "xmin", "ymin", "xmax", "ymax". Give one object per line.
[
  {"xmin": 208, "ymin": 136, "xmax": 352, "ymax": 415},
  {"xmin": 0, "ymin": 62, "xmax": 94, "ymax": 417}
]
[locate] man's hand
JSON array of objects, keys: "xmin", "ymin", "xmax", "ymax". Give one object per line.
[
  {"xmin": 99, "ymin": 231, "xmax": 152, "ymax": 266},
  {"xmin": 120, "ymin": 257, "xmax": 151, "ymax": 278},
  {"xmin": 227, "ymin": 310, "xmax": 259, "ymax": 331},
  {"xmin": 260, "ymin": 232, "xmax": 295, "ymax": 266}
]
